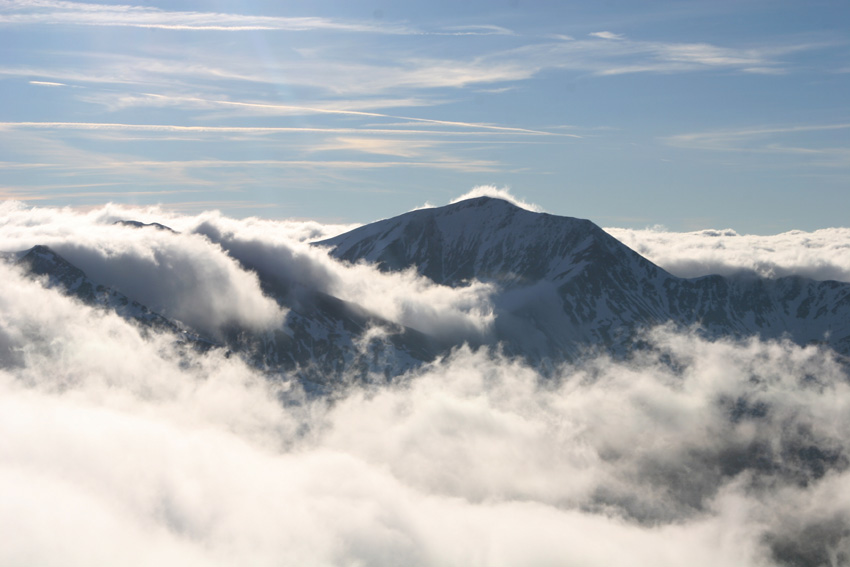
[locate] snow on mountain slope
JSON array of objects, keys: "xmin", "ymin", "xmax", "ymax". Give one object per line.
[
  {"xmin": 11, "ymin": 244, "xmax": 437, "ymax": 385},
  {"xmin": 16, "ymin": 245, "xmax": 189, "ymax": 334},
  {"xmin": 318, "ymin": 197, "xmax": 850, "ymax": 359},
  {"xmin": 318, "ymin": 196, "xmax": 670, "ymax": 287},
  {"xmin": 9, "ymin": 198, "xmax": 850, "ymax": 383}
]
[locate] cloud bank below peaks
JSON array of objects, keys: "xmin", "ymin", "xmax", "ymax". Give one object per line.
[
  {"xmin": 3, "ymin": 201, "xmax": 850, "ymax": 565},
  {"xmin": 188, "ymin": 210, "xmax": 495, "ymax": 343},
  {"xmin": 0, "ymin": 202, "xmax": 286, "ymax": 339},
  {"xmin": 0, "ymin": 201, "xmax": 496, "ymax": 344},
  {"xmin": 606, "ymin": 225, "xmax": 850, "ymax": 283},
  {"xmin": 2, "ymin": 266, "xmax": 850, "ymax": 566}
]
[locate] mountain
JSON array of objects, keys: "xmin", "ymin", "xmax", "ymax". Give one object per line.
[
  {"xmin": 16, "ymin": 245, "xmax": 194, "ymax": 336},
  {"xmin": 8, "ymin": 199, "xmax": 850, "ymax": 383},
  {"xmin": 318, "ymin": 197, "xmax": 850, "ymax": 360},
  {"xmin": 11, "ymin": 244, "xmax": 437, "ymax": 386},
  {"xmin": 220, "ymin": 246, "xmax": 443, "ymax": 386}
]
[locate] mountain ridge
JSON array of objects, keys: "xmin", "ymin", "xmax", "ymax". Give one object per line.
[
  {"xmin": 318, "ymin": 197, "xmax": 850, "ymax": 359},
  {"xmin": 317, "ymin": 196, "xmax": 673, "ymax": 287},
  {"xmin": 5, "ymin": 198, "xmax": 850, "ymax": 383}
]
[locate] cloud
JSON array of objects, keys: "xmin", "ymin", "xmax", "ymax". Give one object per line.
[
  {"xmin": 188, "ymin": 210, "xmax": 496, "ymax": 343},
  {"xmin": 311, "ymin": 137, "xmax": 439, "ymax": 158},
  {"xmin": 500, "ymin": 35, "xmax": 824, "ymax": 79},
  {"xmin": 605, "ymin": 225, "xmax": 850, "ymax": 282},
  {"xmin": 0, "ymin": 201, "xmax": 498, "ymax": 344},
  {"xmin": 0, "ymin": 202, "xmax": 287, "ymax": 338},
  {"xmin": 436, "ymin": 24, "xmax": 515, "ymax": 36},
  {"xmin": 4, "ymin": 24, "xmax": 820, "ymax": 114},
  {"xmin": 664, "ymin": 123, "xmax": 850, "ymax": 167},
  {"xmin": 0, "ymin": 0, "xmax": 413, "ymax": 33},
  {"xmin": 666, "ymin": 123, "xmax": 850, "ymax": 149},
  {"xmin": 450, "ymin": 185, "xmax": 545, "ymax": 213},
  {"xmin": 28, "ymin": 80, "xmax": 66, "ymax": 86},
  {"xmin": 0, "ymin": 120, "xmax": 557, "ymax": 139},
  {"xmin": 2, "ymin": 250, "xmax": 850, "ymax": 566},
  {"xmin": 590, "ymin": 31, "xmax": 625, "ymax": 40}
]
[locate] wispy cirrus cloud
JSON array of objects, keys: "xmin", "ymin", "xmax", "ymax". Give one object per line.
[
  {"xmin": 0, "ymin": 112, "xmax": 563, "ymax": 136},
  {"xmin": 508, "ymin": 34, "xmax": 827, "ymax": 77},
  {"xmin": 0, "ymin": 186, "xmax": 201, "ymax": 202},
  {"xmin": 436, "ymin": 24, "xmax": 515, "ymax": 36},
  {"xmin": 28, "ymin": 79, "xmax": 65, "ymax": 86},
  {"xmin": 668, "ymin": 123, "xmax": 850, "ymax": 149},
  {"xmin": 0, "ymin": 153, "xmax": 504, "ymax": 176},
  {"xmin": 665, "ymin": 123, "xmax": 850, "ymax": 167},
  {"xmin": 4, "ymin": 30, "xmax": 819, "ymax": 103},
  {"xmin": 312, "ymin": 137, "xmax": 439, "ymax": 158},
  {"xmin": 589, "ymin": 31, "xmax": 625, "ymax": 40},
  {"xmin": 0, "ymin": 0, "xmax": 413, "ymax": 33}
]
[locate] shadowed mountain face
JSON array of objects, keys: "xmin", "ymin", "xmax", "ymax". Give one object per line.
[
  {"xmin": 318, "ymin": 197, "xmax": 850, "ymax": 359},
  {"xmin": 16, "ymin": 245, "xmax": 186, "ymax": 334},
  {"xmin": 7, "ymin": 199, "xmax": 850, "ymax": 382},
  {"xmin": 12, "ymin": 244, "xmax": 438, "ymax": 386},
  {"xmin": 317, "ymin": 197, "xmax": 651, "ymax": 287}
]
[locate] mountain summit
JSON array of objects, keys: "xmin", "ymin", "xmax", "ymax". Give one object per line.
[
  {"xmin": 320, "ymin": 197, "xmax": 850, "ymax": 359},
  {"xmin": 7, "ymin": 198, "xmax": 850, "ymax": 380},
  {"xmin": 318, "ymin": 196, "xmax": 668, "ymax": 287}
]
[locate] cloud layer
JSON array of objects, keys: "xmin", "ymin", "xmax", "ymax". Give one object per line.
[
  {"xmin": 2, "ymin": 202, "xmax": 850, "ymax": 565},
  {"xmin": 605, "ymin": 225, "xmax": 850, "ymax": 283},
  {"xmin": 0, "ymin": 200, "xmax": 495, "ymax": 342},
  {"xmin": 2, "ymin": 248, "xmax": 850, "ymax": 565}
]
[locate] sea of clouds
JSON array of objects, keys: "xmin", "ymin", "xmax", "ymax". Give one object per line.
[
  {"xmin": 2, "ymin": 199, "xmax": 850, "ymax": 566},
  {"xmin": 606, "ymin": 225, "xmax": 850, "ymax": 284}
]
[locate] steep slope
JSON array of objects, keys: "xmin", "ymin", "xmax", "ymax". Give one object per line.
[
  {"xmin": 10, "ymin": 245, "xmax": 438, "ymax": 385},
  {"xmin": 221, "ymin": 248, "xmax": 443, "ymax": 385},
  {"xmin": 10, "ymin": 199, "xmax": 849, "ymax": 382},
  {"xmin": 318, "ymin": 196, "xmax": 668, "ymax": 287},
  {"xmin": 318, "ymin": 197, "xmax": 850, "ymax": 359},
  {"xmin": 16, "ymin": 245, "xmax": 193, "ymax": 336}
]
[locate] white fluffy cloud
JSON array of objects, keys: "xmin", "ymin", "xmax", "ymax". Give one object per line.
[
  {"xmin": 0, "ymin": 201, "xmax": 492, "ymax": 341},
  {"xmin": 2, "ymin": 261, "xmax": 849, "ymax": 565},
  {"xmin": 187, "ymin": 210, "xmax": 495, "ymax": 342},
  {"xmin": 0, "ymin": 201, "xmax": 287, "ymax": 338},
  {"xmin": 605, "ymin": 225, "xmax": 850, "ymax": 283},
  {"xmin": 3, "ymin": 200, "xmax": 850, "ymax": 566},
  {"xmin": 449, "ymin": 185, "xmax": 545, "ymax": 213}
]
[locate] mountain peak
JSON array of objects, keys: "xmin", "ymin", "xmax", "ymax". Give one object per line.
[
  {"xmin": 446, "ymin": 195, "xmax": 520, "ymax": 210},
  {"xmin": 115, "ymin": 220, "xmax": 177, "ymax": 233},
  {"xmin": 18, "ymin": 244, "xmax": 87, "ymax": 285},
  {"xmin": 316, "ymin": 196, "xmax": 650, "ymax": 287}
]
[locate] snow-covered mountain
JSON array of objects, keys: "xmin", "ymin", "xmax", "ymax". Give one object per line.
[
  {"xmin": 16, "ymin": 245, "xmax": 190, "ymax": 336},
  {"xmin": 319, "ymin": 197, "xmax": 850, "ymax": 360},
  {"xmin": 8, "ymin": 198, "xmax": 850, "ymax": 384},
  {"xmin": 12, "ymin": 243, "xmax": 437, "ymax": 386}
]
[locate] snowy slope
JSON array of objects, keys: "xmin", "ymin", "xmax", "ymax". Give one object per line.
[
  {"xmin": 318, "ymin": 196, "xmax": 668, "ymax": 287},
  {"xmin": 319, "ymin": 197, "xmax": 850, "ymax": 359},
  {"xmin": 11, "ymin": 244, "xmax": 437, "ymax": 385},
  {"xmin": 10, "ymin": 199, "xmax": 849, "ymax": 384},
  {"xmin": 16, "ymin": 245, "xmax": 190, "ymax": 334}
]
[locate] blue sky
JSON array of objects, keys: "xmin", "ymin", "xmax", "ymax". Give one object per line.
[{"xmin": 0, "ymin": 0, "xmax": 848, "ymax": 233}]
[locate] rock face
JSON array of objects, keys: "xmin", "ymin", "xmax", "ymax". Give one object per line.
[
  {"xmin": 17, "ymin": 245, "xmax": 185, "ymax": 333},
  {"xmin": 8, "ymin": 198, "xmax": 850, "ymax": 384},
  {"xmin": 12, "ymin": 244, "xmax": 437, "ymax": 386},
  {"xmin": 318, "ymin": 197, "xmax": 850, "ymax": 359}
]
